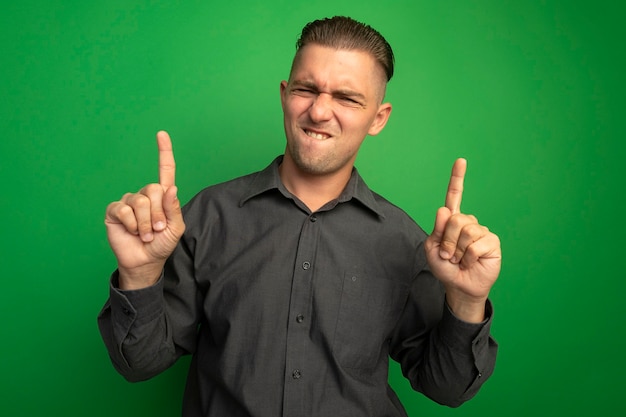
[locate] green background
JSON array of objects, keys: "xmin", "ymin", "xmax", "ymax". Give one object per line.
[{"xmin": 1, "ymin": 0, "xmax": 624, "ymax": 415}]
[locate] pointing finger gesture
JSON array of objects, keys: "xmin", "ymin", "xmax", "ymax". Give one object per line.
[
  {"xmin": 104, "ymin": 131, "xmax": 186, "ymax": 289},
  {"xmin": 425, "ymin": 158, "xmax": 501, "ymax": 322},
  {"xmin": 158, "ymin": 130, "xmax": 176, "ymax": 189},
  {"xmin": 445, "ymin": 157, "xmax": 466, "ymax": 215}
]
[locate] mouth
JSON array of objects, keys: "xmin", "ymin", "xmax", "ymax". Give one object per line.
[{"xmin": 303, "ymin": 128, "xmax": 331, "ymax": 140}]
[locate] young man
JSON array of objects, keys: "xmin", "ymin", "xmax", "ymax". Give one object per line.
[{"xmin": 99, "ymin": 16, "xmax": 501, "ymax": 417}]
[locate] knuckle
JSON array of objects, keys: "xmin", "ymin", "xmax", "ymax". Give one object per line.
[
  {"xmin": 132, "ymin": 194, "xmax": 151, "ymax": 209},
  {"xmin": 143, "ymin": 183, "xmax": 162, "ymax": 193},
  {"xmin": 117, "ymin": 204, "xmax": 134, "ymax": 218},
  {"xmin": 448, "ymin": 214, "xmax": 463, "ymax": 227},
  {"xmin": 105, "ymin": 202, "xmax": 120, "ymax": 222},
  {"xmin": 463, "ymin": 222, "xmax": 484, "ymax": 237},
  {"xmin": 452, "ymin": 213, "xmax": 478, "ymax": 226},
  {"xmin": 464, "ymin": 243, "xmax": 479, "ymax": 258},
  {"xmin": 441, "ymin": 239, "xmax": 457, "ymax": 252},
  {"xmin": 105, "ymin": 201, "xmax": 119, "ymax": 213},
  {"xmin": 142, "ymin": 183, "xmax": 165, "ymax": 198},
  {"xmin": 120, "ymin": 193, "xmax": 134, "ymax": 203}
]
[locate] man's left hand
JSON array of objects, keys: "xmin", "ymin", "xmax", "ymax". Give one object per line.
[{"xmin": 425, "ymin": 158, "xmax": 502, "ymax": 323}]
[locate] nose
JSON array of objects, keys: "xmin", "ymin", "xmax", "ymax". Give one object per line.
[{"xmin": 308, "ymin": 93, "xmax": 333, "ymax": 122}]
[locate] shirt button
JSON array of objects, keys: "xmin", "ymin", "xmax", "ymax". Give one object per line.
[
  {"xmin": 310, "ymin": 215, "xmax": 317, "ymax": 222},
  {"xmin": 292, "ymin": 369, "xmax": 302, "ymax": 379},
  {"xmin": 302, "ymin": 261, "xmax": 311, "ymax": 270},
  {"xmin": 296, "ymin": 314, "xmax": 304, "ymax": 323}
]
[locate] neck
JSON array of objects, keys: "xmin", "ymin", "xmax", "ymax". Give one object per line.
[{"xmin": 278, "ymin": 155, "xmax": 353, "ymax": 212}]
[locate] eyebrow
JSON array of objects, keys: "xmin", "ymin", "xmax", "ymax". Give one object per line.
[{"xmin": 291, "ymin": 80, "xmax": 367, "ymax": 102}]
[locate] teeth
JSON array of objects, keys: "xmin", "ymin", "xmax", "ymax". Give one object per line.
[{"xmin": 305, "ymin": 130, "xmax": 328, "ymax": 140}]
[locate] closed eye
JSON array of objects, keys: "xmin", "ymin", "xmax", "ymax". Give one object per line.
[
  {"xmin": 340, "ymin": 96, "xmax": 359, "ymax": 104},
  {"xmin": 337, "ymin": 95, "xmax": 364, "ymax": 107},
  {"xmin": 292, "ymin": 88, "xmax": 317, "ymax": 97}
]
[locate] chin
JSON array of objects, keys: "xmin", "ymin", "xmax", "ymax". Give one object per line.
[
  {"xmin": 287, "ymin": 141, "xmax": 344, "ymax": 176},
  {"xmin": 293, "ymin": 158, "xmax": 327, "ymax": 175}
]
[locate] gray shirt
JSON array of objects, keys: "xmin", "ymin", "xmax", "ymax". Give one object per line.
[{"xmin": 98, "ymin": 156, "xmax": 497, "ymax": 417}]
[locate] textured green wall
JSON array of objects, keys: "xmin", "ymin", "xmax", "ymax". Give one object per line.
[{"xmin": 1, "ymin": 1, "xmax": 624, "ymax": 416}]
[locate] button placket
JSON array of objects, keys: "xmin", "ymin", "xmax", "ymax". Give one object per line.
[{"xmin": 283, "ymin": 213, "xmax": 319, "ymax": 412}]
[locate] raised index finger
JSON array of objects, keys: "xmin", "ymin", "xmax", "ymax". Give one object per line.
[
  {"xmin": 156, "ymin": 131, "xmax": 176, "ymax": 188},
  {"xmin": 445, "ymin": 158, "xmax": 467, "ymax": 214}
]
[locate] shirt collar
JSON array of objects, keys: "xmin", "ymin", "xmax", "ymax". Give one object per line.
[{"xmin": 239, "ymin": 156, "xmax": 386, "ymax": 219}]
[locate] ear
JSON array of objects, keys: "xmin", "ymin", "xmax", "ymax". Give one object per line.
[
  {"xmin": 280, "ymin": 80, "xmax": 288, "ymax": 109},
  {"xmin": 367, "ymin": 102, "xmax": 392, "ymax": 136}
]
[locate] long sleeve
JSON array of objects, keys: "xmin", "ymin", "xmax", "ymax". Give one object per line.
[
  {"xmin": 390, "ymin": 268, "xmax": 498, "ymax": 407},
  {"xmin": 97, "ymin": 237, "xmax": 201, "ymax": 382},
  {"xmin": 96, "ymin": 160, "xmax": 500, "ymax": 415}
]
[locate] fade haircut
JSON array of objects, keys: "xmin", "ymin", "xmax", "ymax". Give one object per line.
[{"xmin": 293, "ymin": 16, "xmax": 395, "ymax": 82}]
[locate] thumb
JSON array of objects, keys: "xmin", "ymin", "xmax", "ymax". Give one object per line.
[
  {"xmin": 430, "ymin": 206, "xmax": 451, "ymax": 244},
  {"xmin": 163, "ymin": 186, "xmax": 185, "ymax": 235}
]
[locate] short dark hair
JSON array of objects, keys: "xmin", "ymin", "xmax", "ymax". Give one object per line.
[{"xmin": 294, "ymin": 16, "xmax": 394, "ymax": 82}]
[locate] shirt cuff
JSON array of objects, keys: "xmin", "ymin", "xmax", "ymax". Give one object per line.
[
  {"xmin": 109, "ymin": 270, "xmax": 165, "ymax": 330},
  {"xmin": 437, "ymin": 299, "xmax": 494, "ymax": 357}
]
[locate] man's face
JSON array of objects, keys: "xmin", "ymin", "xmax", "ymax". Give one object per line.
[{"xmin": 280, "ymin": 44, "xmax": 392, "ymax": 176}]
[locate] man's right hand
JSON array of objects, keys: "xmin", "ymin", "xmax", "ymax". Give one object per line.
[{"xmin": 104, "ymin": 131, "xmax": 186, "ymax": 290}]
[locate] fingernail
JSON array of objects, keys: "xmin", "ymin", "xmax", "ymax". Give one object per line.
[
  {"xmin": 154, "ymin": 221, "xmax": 165, "ymax": 231},
  {"xmin": 451, "ymin": 256, "xmax": 459, "ymax": 264},
  {"xmin": 440, "ymin": 251, "xmax": 451, "ymax": 260},
  {"xmin": 142, "ymin": 232, "xmax": 153, "ymax": 242}
]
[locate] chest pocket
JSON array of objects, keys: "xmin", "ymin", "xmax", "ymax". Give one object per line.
[{"xmin": 333, "ymin": 271, "xmax": 408, "ymax": 369}]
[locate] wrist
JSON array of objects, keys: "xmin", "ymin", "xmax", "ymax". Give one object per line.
[
  {"xmin": 118, "ymin": 263, "xmax": 164, "ymax": 290},
  {"xmin": 445, "ymin": 290, "xmax": 488, "ymax": 323}
]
